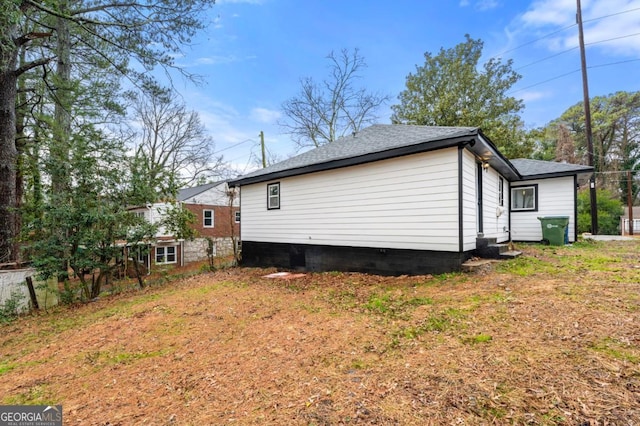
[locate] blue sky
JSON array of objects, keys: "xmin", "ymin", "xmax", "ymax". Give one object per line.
[{"xmin": 167, "ymin": 0, "xmax": 640, "ymax": 173}]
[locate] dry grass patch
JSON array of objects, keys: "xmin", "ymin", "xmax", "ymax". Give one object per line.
[{"xmin": 1, "ymin": 241, "xmax": 640, "ymax": 424}]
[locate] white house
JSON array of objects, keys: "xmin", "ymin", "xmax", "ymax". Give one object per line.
[{"xmin": 228, "ymin": 125, "xmax": 592, "ymax": 275}]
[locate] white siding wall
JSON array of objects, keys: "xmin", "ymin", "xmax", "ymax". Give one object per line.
[
  {"xmin": 481, "ymin": 168, "xmax": 510, "ymax": 243},
  {"xmin": 510, "ymin": 176, "xmax": 576, "ymax": 242},
  {"xmin": 182, "ymin": 182, "xmax": 238, "ymax": 206},
  {"xmin": 241, "ymin": 148, "xmax": 461, "ymax": 252},
  {"xmin": 461, "ymin": 150, "xmax": 477, "ymax": 251},
  {"xmin": 129, "ymin": 203, "xmax": 172, "ymax": 237}
]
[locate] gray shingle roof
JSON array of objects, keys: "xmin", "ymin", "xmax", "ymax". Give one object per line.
[
  {"xmin": 228, "ymin": 125, "xmax": 594, "ymax": 186},
  {"xmin": 510, "ymin": 159, "xmax": 593, "ymax": 178},
  {"xmin": 230, "ymin": 124, "xmax": 480, "ymax": 185},
  {"xmin": 177, "ymin": 181, "xmax": 226, "ymax": 201}
]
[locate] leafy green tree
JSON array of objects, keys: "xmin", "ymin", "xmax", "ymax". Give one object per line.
[
  {"xmin": 528, "ymin": 127, "xmax": 555, "ymax": 161},
  {"xmin": 391, "ymin": 35, "xmax": 529, "ymax": 158},
  {"xmin": 557, "ymin": 91, "xmax": 640, "ymax": 197},
  {"xmin": 1, "ymin": 0, "xmax": 212, "ymax": 262},
  {"xmin": 577, "ymin": 188, "xmax": 623, "ymax": 235},
  {"xmin": 124, "ymin": 217, "xmax": 159, "ymax": 289},
  {"xmin": 161, "ymin": 203, "xmax": 198, "ymax": 242},
  {"xmin": 529, "ymin": 123, "xmax": 579, "ymax": 163},
  {"xmin": 26, "ymin": 118, "xmax": 129, "ymax": 300}
]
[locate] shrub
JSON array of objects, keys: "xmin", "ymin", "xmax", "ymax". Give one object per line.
[{"xmin": 577, "ymin": 188, "xmax": 624, "ymax": 234}]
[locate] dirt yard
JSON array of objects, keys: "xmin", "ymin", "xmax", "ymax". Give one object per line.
[{"xmin": 1, "ymin": 240, "xmax": 640, "ymax": 425}]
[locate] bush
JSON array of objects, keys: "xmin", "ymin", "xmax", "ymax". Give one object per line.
[
  {"xmin": 577, "ymin": 188, "xmax": 624, "ymax": 234},
  {"xmin": 0, "ymin": 290, "xmax": 26, "ymax": 323}
]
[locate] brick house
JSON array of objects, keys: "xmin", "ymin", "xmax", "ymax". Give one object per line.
[
  {"xmin": 127, "ymin": 181, "xmax": 239, "ymax": 270},
  {"xmin": 178, "ymin": 182, "xmax": 240, "ymax": 262}
]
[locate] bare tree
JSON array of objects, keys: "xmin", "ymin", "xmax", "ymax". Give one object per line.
[
  {"xmin": 280, "ymin": 48, "xmax": 389, "ymax": 150},
  {"xmin": 555, "ymin": 124, "xmax": 577, "ymax": 164},
  {"xmin": 130, "ymin": 88, "xmax": 224, "ymax": 199},
  {"xmin": 226, "ymin": 186, "xmax": 240, "ymax": 266},
  {"xmin": 0, "ymin": 0, "xmax": 211, "ymax": 262}
]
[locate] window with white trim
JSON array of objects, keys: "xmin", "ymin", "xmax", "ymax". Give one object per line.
[
  {"xmin": 267, "ymin": 183, "xmax": 280, "ymax": 210},
  {"xmin": 156, "ymin": 246, "xmax": 177, "ymax": 264},
  {"xmin": 130, "ymin": 245, "xmax": 148, "ymax": 263},
  {"xmin": 511, "ymin": 185, "xmax": 538, "ymax": 211},
  {"xmin": 203, "ymin": 209, "xmax": 214, "ymax": 227},
  {"xmin": 498, "ymin": 177, "xmax": 504, "ymax": 207},
  {"xmin": 235, "ymin": 211, "xmax": 240, "ymax": 223}
]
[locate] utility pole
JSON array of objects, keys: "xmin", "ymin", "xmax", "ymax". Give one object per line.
[
  {"xmin": 259, "ymin": 130, "xmax": 266, "ymax": 168},
  {"xmin": 576, "ymin": 0, "xmax": 598, "ymax": 234}
]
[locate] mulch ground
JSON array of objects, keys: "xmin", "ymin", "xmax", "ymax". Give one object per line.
[{"xmin": 1, "ymin": 241, "xmax": 640, "ymax": 425}]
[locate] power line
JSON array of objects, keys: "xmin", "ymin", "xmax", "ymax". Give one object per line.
[
  {"xmin": 509, "ymin": 69, "xmax": 580, "ymax": 94},
  {"xmin": 589, "ymin": 57, "xmax": 640, "ymax": 69},
  {"xmin": 212, "ymin": 138, "xmax": 254, "ymax": 155},
  {"xmin": 589, "ymin": 31, "xmax": 640, "ymax": 47},
  {"xmin": 509, "ymin": 58, "xmax": 640, "ymax": 95},
  {"xmin": 494, "ymin": 6, "xmax": 640, "ymax": 58},
  {"xmin": 516, "ymin": 46, "xmax": 578, "ymax": 71},
  {"xmin": 583, "ymin": 6, "xmax": 640, "ymax": 23},
  {"xmin": 515, "ymin": 32, "xmax": 640, "ymax": 71},
  {"xmin": 496, "ymin": 24, "xmax": 576, "ymax": 57}
]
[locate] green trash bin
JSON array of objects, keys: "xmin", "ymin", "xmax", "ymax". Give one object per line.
[{"xmin": 538, "ymin": 216, "xmax": 570, "ymax": 245}]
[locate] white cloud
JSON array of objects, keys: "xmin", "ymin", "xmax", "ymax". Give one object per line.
[
  {"xmin": 249, "ymin": 107, "xmax": 282, "ymax": 124},
  {"xmin": 459, "ymin": 0, "xmax": 499, "ymax": 10},
  {"xmin": 518, "ymin": 0, "xmax": 640, "ymax": 55},
  {"xmin": 520, "ymin": 0, "xmax": 575, "ymax": 27},
  {"xmin": 517, "ymin": 89, "xmax": 550, "ymax": 103},
  {"xmin": 190, "ymin": 54, "xmax": 256, "ymax": 67},
  {"xmin": 476, "ymin": 0, "xmax": 499, "ymax": 11},
  {"xmin": 213, "ymin": 14, "xmax": 223, "ymax": 29},
  {"xmin": 195, "ymin": 55, "xmax": 238, "ymax": 65}
]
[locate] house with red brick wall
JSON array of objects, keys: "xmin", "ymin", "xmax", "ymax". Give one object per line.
[
  {"xmin": 178, "ymin": 182, "xmax": 240, "ymax": 261},
  {"xmin": 127, "ymin": 181, "xmax": 239, "ymax": 271}
]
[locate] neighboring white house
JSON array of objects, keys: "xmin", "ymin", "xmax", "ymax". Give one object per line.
[
  {"xmin": 620, "ymin": 206, "xmax": 640, "ymax": 236},
  {"xmin": 228, "ymin": 125, "xmax": 593, "ymax": 275}
]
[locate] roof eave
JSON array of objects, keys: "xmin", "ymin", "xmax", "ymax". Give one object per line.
[
  {"xmin": 515, "ymin": 168, "xmax": 594, "ymax": 181},
  {"xmin": 470, "ymin": 130, "xmax": 522, "ymax": 180},
  {"xmin": 229, "ymin": 135, "xmax": 477, "ymax": 187}
]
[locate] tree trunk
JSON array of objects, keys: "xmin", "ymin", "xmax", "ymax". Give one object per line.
[
  {"xmin": 14, "ymin": 49, "xmax": 28, "ymax": 264},
  {"xmin": 131, "ymin": 255, "xmax": 146, "ymax": 289},
  {"xmin": 52, "ymin": 9, "xmax": 72, "ymax": 281},
  {"xmin": 0, "ymin": 48, "xmax": 18, "ymax": 264},
  {"xmin": 53, "ymin": 10, "xmax": 72, "ymax": 192}
]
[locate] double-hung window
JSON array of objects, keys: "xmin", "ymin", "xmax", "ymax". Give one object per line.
[
  {"xmin": 203, "ymin": 209, "xmax": 214, "ymax": 227},
  {"xmin": 235, "ymin": 211, "xmax": 241, "ymax": 223},
  {"xmin": 267, "ymin": 183, "xmax": 280, "ymax": 210},
  {"xmin": 511, "ymin": 185, "xmax": 538, "ymax": 211},
  {"xmin": 156, "ymin": 246, "xmax": 177, "ymax": 264}
]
